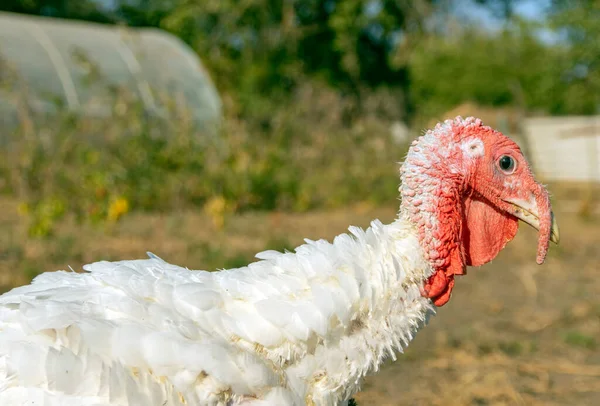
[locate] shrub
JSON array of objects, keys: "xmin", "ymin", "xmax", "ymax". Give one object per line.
[{"xmin": 1, "ymin": 79, "xmax": 409, "ymax": 237}]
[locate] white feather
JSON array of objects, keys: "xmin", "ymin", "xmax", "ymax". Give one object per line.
[{"xmin": 0, "ymin": 218, "xmax": 434, "ymax": 405}]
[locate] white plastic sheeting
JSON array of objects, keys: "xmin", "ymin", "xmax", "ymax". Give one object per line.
[{"xmin": 0, "ymin": 11, "xmax": 221, "ymax": 132}]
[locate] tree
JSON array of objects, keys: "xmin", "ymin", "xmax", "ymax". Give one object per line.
[
  {"xmin": 548, "ymin": 0, "xmax": 600, "ymax": 111},
  {"xmin": 2, "ymin": 0, "xmax": 597, "ymax": 120},
  {"xmin": 108, "ymin": 0, "xmax": 442, "ymax": 120},
  {"xmin": 407, "ymin": 16, "xmax": 598, "ymax": 121},
  {"xmin": 0, "ymin": 0, "xmax": 113, "ymax": 23}
]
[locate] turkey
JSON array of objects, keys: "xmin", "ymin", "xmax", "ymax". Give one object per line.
[{"xmin": 0, "ymin": 116, "xmax": 559, "ymax": 406}]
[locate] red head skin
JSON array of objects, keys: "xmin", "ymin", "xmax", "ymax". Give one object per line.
[{"xmin": 400, "ymin": 117, "xmax": 554, "ymax": 306}]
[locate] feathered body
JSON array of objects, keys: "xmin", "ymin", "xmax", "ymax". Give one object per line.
[
  {"xmin": 0, "ymin": 117, "xmax": 559, "ymax": 405},
  {"xmin": 0, "ymin": 218, "xmax": 433, "ymax": 406}
]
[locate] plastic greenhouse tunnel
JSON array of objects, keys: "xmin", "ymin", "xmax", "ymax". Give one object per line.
[{"xmin": 0, "ymin": 11, "xmax": 221, "ymax": 135}]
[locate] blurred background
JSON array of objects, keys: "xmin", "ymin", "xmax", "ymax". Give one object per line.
[{"xmin": 0, "ymin": 0, "xmax": 599, "ymax": 404}]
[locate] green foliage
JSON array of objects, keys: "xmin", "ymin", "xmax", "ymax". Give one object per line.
[
  {"xmin": 549, "ymin": 0, "xmax": 600, "ymax": 107},
  {"xmin": 497, "ymin": 340, "xmax": 523, "ymax": 357},
  {"xmin": 0, "ymin": 0, "xmax": 113, "ymax": 23},
  {"xmin": 264, "ymin": 236, "xmax": 295, "ymax": 254},
  {"xmin": 119, "ymin": 0, "xmax": 435, "ymax": 89},
  {"xmin": 111, "ymin": 0, "xmax": 600, "ymax": 122},
  {"xmin": 408, "ymin": 19, "xmax": 598, "ymax": 123},
  {"xmin": 4, "ymin": 0, "xmax": 599, "ymax": 123},
  {"xmin": 106, "ymin": 0, "xmax": 443, "ymax": 125},
  {"xmin": 186, "ymin": 242, "xmax": 254, "ymax": 271},
  {"xmin": 1, "ymin": 80, "xmax": 408, "ymax": 237}
]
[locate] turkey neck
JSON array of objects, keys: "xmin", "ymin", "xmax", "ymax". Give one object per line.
[{"xmin": 236, "ymin": 218, "xmax": 436, "ymax": 405}]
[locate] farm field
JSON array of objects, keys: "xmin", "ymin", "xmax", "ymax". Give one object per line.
[{"xmin": 1, "ymin": 196, "xmax": 599, "ymax": 405}]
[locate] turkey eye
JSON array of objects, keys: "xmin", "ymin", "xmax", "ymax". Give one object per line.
[{"xmin": 498, "ymin": 155, "xmax": 515, "ymax": 173}]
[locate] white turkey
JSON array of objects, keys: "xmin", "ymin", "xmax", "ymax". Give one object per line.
[{"xmin": 0, "ymin": 117, "xmax": 559, "ymax": 406}]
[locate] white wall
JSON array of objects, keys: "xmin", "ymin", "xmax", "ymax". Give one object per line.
[{"xmin": 523, "ymin": 116, "xmax": 600, "ymax": 183}]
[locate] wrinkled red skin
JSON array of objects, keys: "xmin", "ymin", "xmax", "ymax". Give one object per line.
[
  {"xmin": 422, "ymin": 245, "xmax": 463, "ymax": 306},
  {"xmin": 402, "ymin": 118, "xmax": 554, "ymax": 307},
  {"xmin": 422, "ymin": 271, "xmax": 455, "ymax": 307}
]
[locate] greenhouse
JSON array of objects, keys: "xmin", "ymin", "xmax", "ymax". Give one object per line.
[{"xmin": 0, "ymin": 11, "xmax": 221, "ymax": 132}]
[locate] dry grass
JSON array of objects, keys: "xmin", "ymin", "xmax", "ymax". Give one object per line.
[
  {"xmin": 0, "ymin": 195, "xmax": 599, "ymax": 405},
  {"xmin": 0, "ymin": 197, "xmax": 394, "ymax": 290}
]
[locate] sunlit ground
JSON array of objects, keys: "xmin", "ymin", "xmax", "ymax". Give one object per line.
[{"xmin": 1, "ymin": 193, "xmax": 599, "ymax": 405}]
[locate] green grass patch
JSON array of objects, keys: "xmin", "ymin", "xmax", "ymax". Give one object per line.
[{"xmin": 563, "ymin": 331, "xmax": 597, "ymax": 350}]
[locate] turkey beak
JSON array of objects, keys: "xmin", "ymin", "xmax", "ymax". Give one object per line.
[
  {"xmin": 503, "ymin": 192, "xmax": 559, "ymax": 265},
  {"xmin": 505, "ymin": 197, "xmax": 560, "ymax": 245}
]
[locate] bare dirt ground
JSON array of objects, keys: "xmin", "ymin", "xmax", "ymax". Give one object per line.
[{"xmin": 0, "ymin": 195, "xmax": 598, "ymax": 405}]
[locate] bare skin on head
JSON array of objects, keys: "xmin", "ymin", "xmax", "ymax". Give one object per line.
[{"xmin": 400, "ymin": 117, "xmax": 560, "ymax": 307}]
